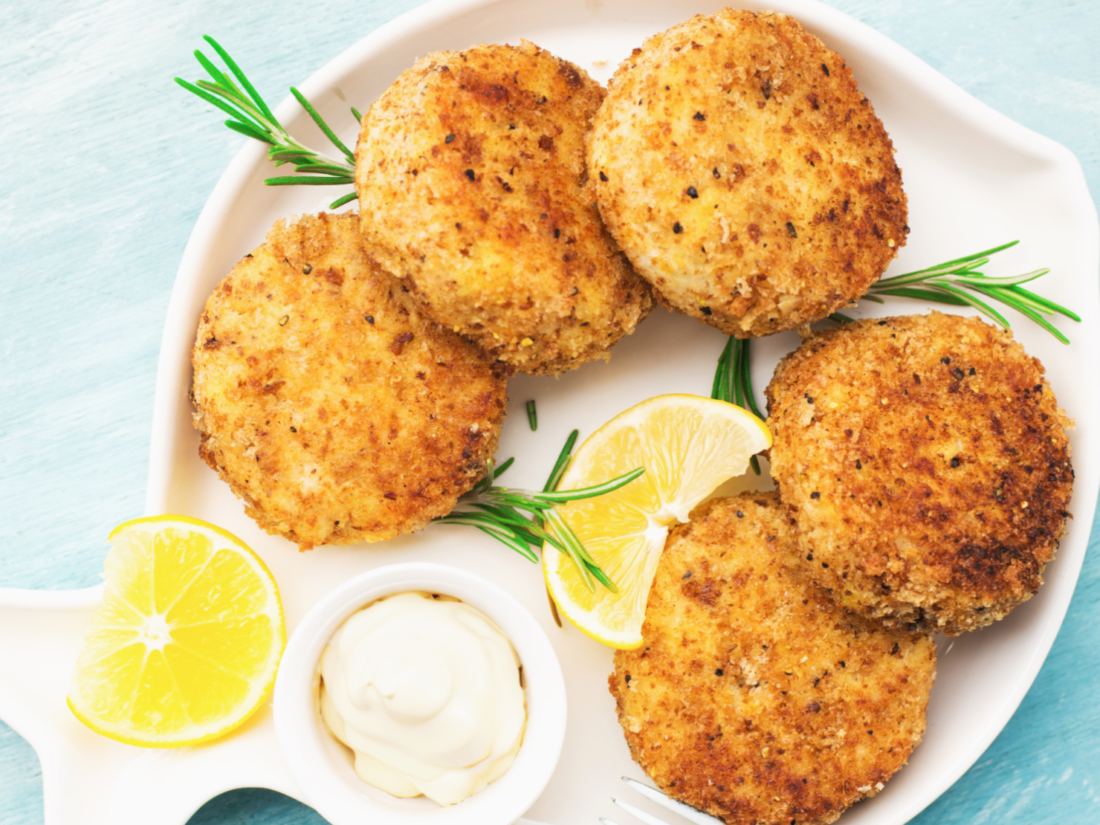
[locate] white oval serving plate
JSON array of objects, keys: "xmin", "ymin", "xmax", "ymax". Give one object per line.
[{"xmin": 1, "ymin": 1, "xmax": 1096, "ymax": 823}]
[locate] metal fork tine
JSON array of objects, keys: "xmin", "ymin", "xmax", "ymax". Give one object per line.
[
  {"xmin": 611, "ymin": 797, "xmax": 676, "ymax": 825},
  {"xmin": 621, "ymin": 777, "xmax": 726, "ymax": 825}
]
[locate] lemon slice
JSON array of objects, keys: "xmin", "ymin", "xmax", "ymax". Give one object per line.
[
  {"xmin": 67, "ymin": 515, "xmax": 286, "ymax": 747},
  {"xmin": 543, "ymin": 394, "xmax": 771, "ymax": 649}
]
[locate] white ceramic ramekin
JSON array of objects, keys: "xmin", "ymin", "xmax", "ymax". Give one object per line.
[{"xmin": 273, "ymin": 562, "xmax": 566, "ymax": 825}]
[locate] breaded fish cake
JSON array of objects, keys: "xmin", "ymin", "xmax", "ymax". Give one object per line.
[
  {"xmin": 355, "ymin": 41, "xmax": 654, "ymax": 376},
  {"xmin": 191, "ymin": 212, "xmax": 508, "ymax": 550},
  {"xmin": 766, "ymin": 313, "xmax": 1074, "ymax": 635},
  {"xmin": 611, "ymin": 494, "xmax": 935, "ymax": 825},
  {"xmin": 588, "ymin": 10, "xmax": 908, "ymax": 337}
]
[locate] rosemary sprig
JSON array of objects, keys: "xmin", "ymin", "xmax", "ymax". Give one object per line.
[
  {"xmin": 432, "ymin": 431, "xmax": 643, "ymax": 592},
  {"xmin": 176, "ymin": 36, "xmax": 359, "ymax": 209},
  {"xmin": 712, "ymin": 337, "xmax": 763, "ymax": 475},
  {"xmin": 864, "ymin": 241, "xmax": 1079, "ymax": 343}
]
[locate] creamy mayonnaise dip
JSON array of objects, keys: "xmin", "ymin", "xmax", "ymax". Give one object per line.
[{"xmin": 318, "ymin": 591, "xmax": 526, "ymax": 805}]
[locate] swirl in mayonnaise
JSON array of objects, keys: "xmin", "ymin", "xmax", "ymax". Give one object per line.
[{"xmin": 318, "ymin": 591, "xmax": 526, "ymax": 805}]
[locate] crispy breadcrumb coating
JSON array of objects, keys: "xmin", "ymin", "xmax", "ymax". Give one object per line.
[
  {"xmin": 355, "ymin": 41, "xmax": 654, "ymax": 376},
  {"xmin": 766, "ymin": 313, "xmax": 1074, "ymax": 634},
  {"xmin": 191, "ymin": 213, "xmax": 508, "ymax": 550},
  {"xmin": 588, "ymin": 9, "xmax": 907, "ymax": 337},
  {"xmin": 611, "ymin": 494, "xmax": 935, "ymax": 825}
]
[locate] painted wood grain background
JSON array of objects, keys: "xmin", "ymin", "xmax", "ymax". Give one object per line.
[{"xmin": 1, "ymin": 0, "xmax": 1097, "ymax": 822}]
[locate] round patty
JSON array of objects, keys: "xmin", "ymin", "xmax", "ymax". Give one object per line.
[
  {"xmin": 766, "ymin": 312, "xmax": 1074, "ymax": 635},
  {"xmin": 588, "ymin": 9, "xmax": 908, "ymax": 337},
  {"xmin": 610, "ymin": 494, "xmax": 935, "ymax": 825},
  {"xmin": 191, "ymin": 212, "xmax": 508, "ymax": 550},
  {"xmin": 354, "ymin": 41, "xmax": 654, "ymax": 376}
]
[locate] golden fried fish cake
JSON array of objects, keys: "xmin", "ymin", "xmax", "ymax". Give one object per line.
[
  {"xmin": 191, "ymin": 212, "xmax": 508, "ymax": 550},
  {"xmin": 611, "ymin": 494, "xmax": 935, "ymax": 825},
  {"xmin": 588, "ymin": 9, "xmax": 908, "ymax": 337},
  {"xmin": 354, "ymin": 41, "xmax": 654, "ymax": 376},
  {"xmin": 766, "ymin": 313, "xmax": 1074, "ymax": 635}
]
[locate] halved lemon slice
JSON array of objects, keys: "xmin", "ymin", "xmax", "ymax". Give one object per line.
[
  {"xmin": 67, "ymin": 515, "xmax": 286, "ymax": 747},
  {"xmin": 543, "ymin": 395, "xmax": 771, "ymax": 649}
]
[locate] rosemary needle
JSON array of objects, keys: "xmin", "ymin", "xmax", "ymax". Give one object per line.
[
  {"xmin": 526, "ymin": 400, "xmax": 538, "ymax": 431},
  {"xmin": 176, "ymin": 36, "xmax": 359, "ymax": 209},
  {"xmin": 712, "ymin": 337, "xmax": 763, "ymax": 475},
  {"xmin": 543, "ymin": 429, "xmax": 578, "ymax": 494}
]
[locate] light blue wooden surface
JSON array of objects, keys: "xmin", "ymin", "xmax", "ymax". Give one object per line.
[{"xmin": 1, "ymin": 1, "xmax": 1097, "ymax": 823}]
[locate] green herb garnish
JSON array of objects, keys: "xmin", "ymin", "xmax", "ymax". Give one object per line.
[
  {"xmin": 712, "ymin": 337, "xmax": 763, "ymax": 475},
  {"xmin": 176, "ymin": 36, "xmax": 359, "ymax": 209},
  {"xmin": 432, "ymin": 431, "xmax": 642, "ymax": 592},
  {"xmin": 862, "ymin": 241, "xmax": 1078, "ymax": 343},
  {"xmin": 526, "ymin": 400, "xmax": 538, "ymax": 431}
]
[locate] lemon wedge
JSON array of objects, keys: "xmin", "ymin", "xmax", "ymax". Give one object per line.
[
  {"xmin": 543, "ymin": 394, "xmax": 771, "ymax": 649},
  {"xmin": 67, "ymin": 515, "xmax": 286, "ymax": 747}
]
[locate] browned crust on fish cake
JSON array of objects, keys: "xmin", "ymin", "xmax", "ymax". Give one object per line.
[
  {"xmin": 191, "ymin": 212, "xmax": 508, "ymax": 550},
  {"xmin": 355, "ymin": 41, "xmax": 654, "ymax": 375},
  {"xmin": 611, "ymin": 494, "xmax": 935, "ymax": 825},
  {"xmin": 588, "ymin": 9, "xmax": 907, "ymax": 337},
  {"xmin": 766, "ymin": 312, "xmax": 1074, "ymax": 634}
]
